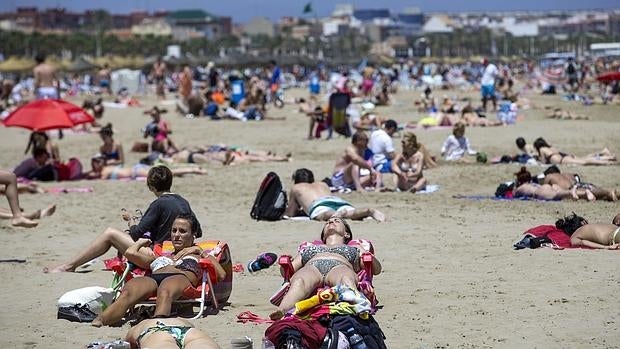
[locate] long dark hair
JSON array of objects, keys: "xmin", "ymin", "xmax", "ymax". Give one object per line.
[
  {"xmin": 533, "ymin": 137, "xmax": 550, "ymax": 152},
  {"xmin": 25, "ymin": 132, "xmax": 48, "ymax": 155},
  {"xmin": 555, "ymin": 212, "xmax": 588, "ymax": 236}
]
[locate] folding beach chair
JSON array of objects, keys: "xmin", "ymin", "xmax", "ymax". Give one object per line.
[
  {"xmin": 106, "ymin": 239, "xmax": 233, "ymax": 319},
  {"xmin": 269, "ymin": 239, "xmax": 378, "ymax": 311},
  {"xmin": 326, "ymin": 92, "xmax": 352, "ymax": 139}
]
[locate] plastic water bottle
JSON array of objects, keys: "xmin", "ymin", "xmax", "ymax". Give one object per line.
[
  {"xmin": 262, "ymin": 337, "xmax": 275, "ymax": 349},
  {"xmin": 346, "ymin": 329, "xmax": 368, "ymax": 349}
]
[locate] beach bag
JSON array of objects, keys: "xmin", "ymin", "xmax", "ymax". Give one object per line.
[
  {"xmin": 250, "ymin": 172, "xmax": 287, "ymax": 221},
  {"xmin": 329, "ymin": 315, "xmax": 387, "ymax": 349},
  {"xmin": 57, "ymin": 286, "xmax": 115, "ymax": 314}
]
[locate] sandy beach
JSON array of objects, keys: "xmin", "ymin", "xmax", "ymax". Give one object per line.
[{"xmin": 0, "ymin": 87, "xmax": 619, "ymax": 348}]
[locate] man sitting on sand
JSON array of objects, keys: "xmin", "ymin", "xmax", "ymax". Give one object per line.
[
  {"xmin": 331, "ymin": 132, "xmax": 376, "ymax": 192},
  {"xmin": 284, "ymin": 168, "xmax": 385, "ymax": 222},
  {"xmin": 44, "ymin": 166, "xmax": 201, "ymax": 273}
]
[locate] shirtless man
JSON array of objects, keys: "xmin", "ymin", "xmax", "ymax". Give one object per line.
[
  {"xmin": 98, "ymin": 63, "xmax": 112, "ymax": 95},
  {"xmin": 542, "ymin": 166, "xmax": 617, "ymax": 201},
  {"xmin": 284, "ymin": 168, "xmax": 385, "ymax": 222},
  {"xmin": 331, "ymin": 132, "xmax": 376, "ymax": 192},
  {"xmin": 152, "ymin": 57, "xmax": 167, "ymax": 99},
  {"xmin": 33, "ymin": 53, "xmax": 59, "ymax": 100}
]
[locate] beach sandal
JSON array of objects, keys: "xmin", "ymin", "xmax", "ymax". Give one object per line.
[
  {"xmin": 247, "ymin": 252, "xmax": 278, "ymax": 273},
  {"xmin": 236, "ymin": 311, "xmax": 274, "ymax": 324}
]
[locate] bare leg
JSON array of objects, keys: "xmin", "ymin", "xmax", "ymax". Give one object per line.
[
  {"xmin": 0, "ymin": 171, "xmax": 37, "ymax": 228},
  {"xmin": 411, "ymin": 177, "xmax": 427, "ymax": 193},
  {"xmin": 153, "ymin": 275, "xmax": 193, "ymax": 317},
  {"xmin": 338, "ymin": 207, "xmax": 385, "ymax": 222},
  {"xmin": 170, "ymin": 167, "xmax": 207, "ymax": 176},
  {"xmin": 590, "ymin": 187, "xmax": 618, "ymax": 201},
  {"xmin": 92, "ymin": 277, "xmax": 157, "ymax": 327},
  {"xmin": 270, "ymin": 267, "xmax": 321, "ymax": 320},
  {"xmin": 43, "ymin": 227, "xmax": 133, "ymax": 273},
  {"xmin": 344, "ymin": 164, "xmax": 364, "ymax": 192}
]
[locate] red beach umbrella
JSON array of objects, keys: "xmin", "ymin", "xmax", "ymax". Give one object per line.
[
  {"xmin": 596, "ymin": 71, "xmax": 620, "ymax": 83},
  {"xmin": 2, "ymin": 99, "xmax": 95, "ymax": 131}
]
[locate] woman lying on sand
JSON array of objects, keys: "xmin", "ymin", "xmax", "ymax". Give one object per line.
[
  {"xmin": 513, "ymin": 167, "xmax": 595, "ymax": 201},
  {"xmin": 85, "ymin": 156, "xmax": 206, "ymax": 180},
  {"xmin": 270, "ymin": 217, "xmax": 381, "ymax": 320},
  {"xmin": 125, "ymin": 317, "xmax": 221, "ymax": 349},
  {"xmin": 533, "ymin": 137, "xmax": 616, "ymax": 166},
  {"xmin": 555, "ymin": 212, "xmax": 620, "ymax": 249},
  {"xmin": 93, "ymin": 215, "xmax": 225, "ymax": 327},
  {"xmin": 163, "ymin": 145, "xmax": 291, "ymax": 166}
]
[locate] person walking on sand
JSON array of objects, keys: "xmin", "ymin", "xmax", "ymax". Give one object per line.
[
  {"xmin": 33, "ymin": 53, "xmax": 59, "ymax": 100},
  {"xmin": 0, "ymin": 170, "xmax": 55, "ymax": 228},
  {"xmin": 284, "ymin": 168, "xmax": 385, "ymax": 222},
  {"xmin": 480, "ymin": 58, "xmax": 498, "ymax": 111},
  {"xmin": 43, "ymin": 166, "xmax": 201, "ymax": 273}
]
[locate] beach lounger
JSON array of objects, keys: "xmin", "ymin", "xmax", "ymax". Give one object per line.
[
  {"xmin": 269, "ymin": 239, "xmax": 378, "ymax": 312},
  {"xmin": 106, "ymin": 239, "xmax": 233, "ymax": 319}
]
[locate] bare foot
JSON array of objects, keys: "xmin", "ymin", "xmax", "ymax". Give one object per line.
[
  {"xmin": 611, "ymin": 190, "xmax": 618, "ymax": 202},
  {"xmin": 269, "ymin": 309, "xmax": 285, "ymax": 320},
  {"xmin": 91, "ymin": 317, "xmax": 103, "ymax": 327},
  {"xmin": 585, "ymin": 189, "xmax": 596, "ymax": 202},
  {"xmin": 571, "ymin": 186, "xmax": 579, "ymax": 200},
  {"xmin": 409, "ymin": 188, "xmax": 417, "ymax": 194},
  {"xmin": 41, "ymin": 204, "xmax": 56, "ymax": 217},
  {"xmin": 42, "ymin": 264, "xmax": 75, "ymax": 273},
  {"xmin": 10, "ymin": 216, "xmax": 38, "ymax": 228},
  {"xmin": 370, "ymin": 209, "xmax": 386, "ymax": 222}
]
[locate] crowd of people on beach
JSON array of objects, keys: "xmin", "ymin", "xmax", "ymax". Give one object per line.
[{"xmin": 1, "ymin": 50, "xmax": 620, "ymax": 348}]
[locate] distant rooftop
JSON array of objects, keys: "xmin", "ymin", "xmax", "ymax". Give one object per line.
[{"xmin": 167, "ymin": 9, "xmax": 216, "ymax": 20}]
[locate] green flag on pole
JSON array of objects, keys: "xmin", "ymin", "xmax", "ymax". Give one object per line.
[{"xmin": 303, "ymin": 2, "xmax": 312, "ymax": 14}]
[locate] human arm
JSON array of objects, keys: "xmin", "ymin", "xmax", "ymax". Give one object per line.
[
  {"xmin": 128, "ymin": 201, "xmax": 159, "ymax": 241},
  {"xmin": 410, "ymin": 152, "xmax": 424, "ymax": 177},
  {"xmin": 284, "ymin": 187, "xmax": 300, "ymax": 217},
  {"xmin": 390, "ymin": 154, "xmax": 408, "ymax": 181},
  {"xmin": 570, "ymin": 236, "xmax": 619, "ymax": 249},
  {"xmin": 124, "ymin": 238, "xmax": 156, "ymax": 269},
  {"xmin": 200, "ymin": 252, "xmax": 227, "ymax": 282},
  {"xmin": 125, "ymin": 323, "xmax": 141, "ymax": 349},
  {"xmin": 465, "ymin": 137, "xmax": 477, "ymax": 155},
  {"xmin": 345, "ymin": 147, "xmax": 373, "ymax": 171},
  {"xmin": 105, "ymin": 143, "xmax": 125, "ymax": 166}
]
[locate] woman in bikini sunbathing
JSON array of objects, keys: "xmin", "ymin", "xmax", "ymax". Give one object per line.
[
  {"xmin": 555, "ymin": 212, "xmax": 620, "ymax": 249},
  {"xmin": 533, "ymin": 137, "xmax": 616, "ymax": 166},
  {"xmin": 92, "ymin": 215, "xmax": 226, "ymax": 327},
  {"xmin": 513, "ymin": 167, "xmax": 595, "ymax": 201},
  {"xmin": 270, "ymin": 217, "xmax": 381, "ymax": 320},
  {"xmin": 391, "ymin": 132, "xmax": 427, "ymax": 193},
  {"xmin": 125, "ymin": 317, "xmax": 220, "ymax": 349},
  {"xmin": 85, "ymin": 157, "xmax": 207, "ymax": 180}
]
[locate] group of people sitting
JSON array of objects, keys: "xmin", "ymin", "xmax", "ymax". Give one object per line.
[{"xmin": 39, "ymin": 165, "xmax": 384, "ymax": 348}]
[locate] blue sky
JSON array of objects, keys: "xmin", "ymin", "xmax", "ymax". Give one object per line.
[{"xmin": 2, "ymin": 0, "xmax": 618, "ymax": 23}]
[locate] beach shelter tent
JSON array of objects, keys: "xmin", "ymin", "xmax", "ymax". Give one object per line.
[
  {"xmin": 66, "ymin": 57, "xmax": 99, "ymax": 72},
  {"xmin": 0, "ymin": 57, "xmax": 36, "ymax": 72},
  {"xmin": 111, "ymin": 69, "xmax": 142, "ymax": 95}
]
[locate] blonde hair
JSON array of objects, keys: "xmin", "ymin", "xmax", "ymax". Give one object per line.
[{"xmin": 402, "ymin": 132, "xmax": 419, "ymax": 155}]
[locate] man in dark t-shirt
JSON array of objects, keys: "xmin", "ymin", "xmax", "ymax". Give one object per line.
[{"xmin": 44, "ymin": 166, "xmax": 201, "ymax": 273}]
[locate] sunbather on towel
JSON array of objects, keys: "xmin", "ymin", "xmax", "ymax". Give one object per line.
[
  {"xmin": 270, "ymin": 217, "xmax": 381, "ymax": 320},
  {"xmin": 513, "ymin": 167, "xmax": 594, "ymax": 201},
  {"xmin": 85, "ymin": 156, "xmax": 206, "ymax": 180},
  {"xmin": 284, "ymin": 168, "xmax": 385, "ymax": 222},
  {"xmin": 556, "ymin": 212, "xmax": 620, "ymax": 249},
  {"xmin": 541, "ymin": 165, "xmax": 617, "ymax": 201},
  {"xmin": 92, "ymin": 215, "xmax": 226, "ymax": 327},
  {"xmin": 125, "ymin": 317, "xmax": 221, "ymax": 349}
]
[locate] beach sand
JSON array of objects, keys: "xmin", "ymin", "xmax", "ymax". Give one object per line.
[{"xmin": 0, "ymin": 88, "xmax": 618, "ymax": 348}]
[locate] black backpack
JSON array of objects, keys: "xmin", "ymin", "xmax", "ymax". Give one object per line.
[
  {"xmin": 330, "ymin": 315, "xmax": 387, "ymax": 349},
  {"xmin": 250, "ymin": 172, "xmax": 288, "ymax": 221}
]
